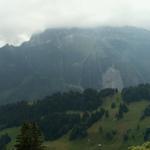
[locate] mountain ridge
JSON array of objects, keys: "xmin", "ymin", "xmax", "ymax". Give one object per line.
[{"xmin": 0, "ymin": 26, "xmax": 150, "ymax": 104}]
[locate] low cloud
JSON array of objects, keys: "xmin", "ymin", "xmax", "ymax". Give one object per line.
[{"xmin": 0, "ymin": 0, "xmax": 150, "ymax": 46}]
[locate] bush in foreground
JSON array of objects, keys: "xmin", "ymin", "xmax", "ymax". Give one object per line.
[{"xmin": 129, "ymin": 142, "xmax": 150, "ymax": 150}]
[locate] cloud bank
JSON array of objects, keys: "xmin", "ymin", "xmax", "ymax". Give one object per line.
[{"xmin": 0, "ymin": 0, "xmax": 150, "ymax": 46}]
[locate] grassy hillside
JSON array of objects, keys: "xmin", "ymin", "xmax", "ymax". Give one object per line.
[
  {"xmin": 45, "ymin": 95, "xmax": 150, "ymax": 150},
  {"xmin": 1, "ymin": 93, "xmax": 150, "ymax": 150}
]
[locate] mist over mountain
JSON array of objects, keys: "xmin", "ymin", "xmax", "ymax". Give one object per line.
[{"xmin": 0, "ymin": 26, "xmax": 150, "ymax": 104}]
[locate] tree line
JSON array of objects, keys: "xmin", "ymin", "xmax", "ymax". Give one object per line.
[
  {"xmin": 122, "ymin": 84, "xmax": 150, "ymax": 103},
  {"xmin": 0, "ymin": 88, "xmax": 117, "ymax": 141}
]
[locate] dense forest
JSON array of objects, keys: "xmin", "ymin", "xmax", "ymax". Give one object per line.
[
  {"xmin": 0, "ymin": 88, "xmax": 117, "ymax": 140},
  {"xmin": 121, "ymin": 84, "xmax": 150, "ymax": 103}
]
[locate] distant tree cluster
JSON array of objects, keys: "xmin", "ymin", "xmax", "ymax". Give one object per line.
[
  {"xmin": 39, "ymin": 113, "xmax": 81, "ymax": 140},
  {"xmin": 69, "ymin": 109, "xmax": 105, "ymax": 140},
  {"xmin": 122, "ymin": 84, "xmax": 150, "ymax": 103},
  {"xmin": 105, "ymin": 129, "xmax": 117, "ymax": 141},
  {"xmin": 141, "ymin": 105, "xmax": 150, "ymax": 120},
  {"xmin": 69, "ymin": 124, "xmax": 87, "ymax": 140},
  {"xmin": 111, "ymin": 102, "xmax": 116, "ymax": 109},
  {"xmin": 99, "ymin": 88, "xmax": 118, "ymax": 98},
  {"xmin": 144, "ymin": 128, "xmax": 150, "ymax": 141},
  {"xmin": 0, "ymin": 88, "xmax": 117, "ymax": 140},
  {"xmin": 123, "ymin": 132, "xmax": 129, "ymax": 142},
  {"xmin": 115, "ymin": 103, "xmax": 129, "ymax": 120}
]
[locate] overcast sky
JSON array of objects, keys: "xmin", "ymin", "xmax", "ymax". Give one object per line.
[{"xmin": 0, "ymin": 0, "xmax": 150, "ymax": 46}]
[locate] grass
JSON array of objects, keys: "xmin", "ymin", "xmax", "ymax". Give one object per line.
[{"xmin": 45, "ymin": 95, "xmax": 150, "ymax": 150}]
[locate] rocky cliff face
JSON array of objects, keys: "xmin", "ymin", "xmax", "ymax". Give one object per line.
[
  {"xmin": 102, "ymin": 67, "xmax": 123, "ymax": 90},
  {"xmin": 0, "ymin": 26, "xmax": 150, "ymax": 104}
]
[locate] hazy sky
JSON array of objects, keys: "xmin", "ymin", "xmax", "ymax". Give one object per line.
[{"xmin": 0, "ymin": 0, "xmax": 150, "ymax": 46}]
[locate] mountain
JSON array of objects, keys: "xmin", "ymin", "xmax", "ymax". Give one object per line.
[{"xmin": 1, "ymin": 26, "xmax": 150, "ymax": 104}]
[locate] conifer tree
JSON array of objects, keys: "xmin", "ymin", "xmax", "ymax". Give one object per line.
[
  {"xmin": 15, "ymin": 122, "xmax": 45, "ymax": 150},
  {"xmin": 30, "ymin": 123, "xmax": 44, "ymax": 150}
]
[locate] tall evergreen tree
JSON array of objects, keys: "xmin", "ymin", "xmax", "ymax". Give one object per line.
[
  {"xmin": 15, "ymin": 122, "xmax": 45, "ymax": 150},
  {"xmin": 30, "ymin": 123, "xmax": 44, "ymax": 150}
]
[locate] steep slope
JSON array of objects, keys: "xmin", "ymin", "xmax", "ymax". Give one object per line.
[{"xmin": 1, "ymin": 26, "xmax": 150, "ymax": 104}]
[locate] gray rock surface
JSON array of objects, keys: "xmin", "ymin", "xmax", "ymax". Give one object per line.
[{"xmin": 0, "ymin": 26, "xmax": 150, "ymax": 104}]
